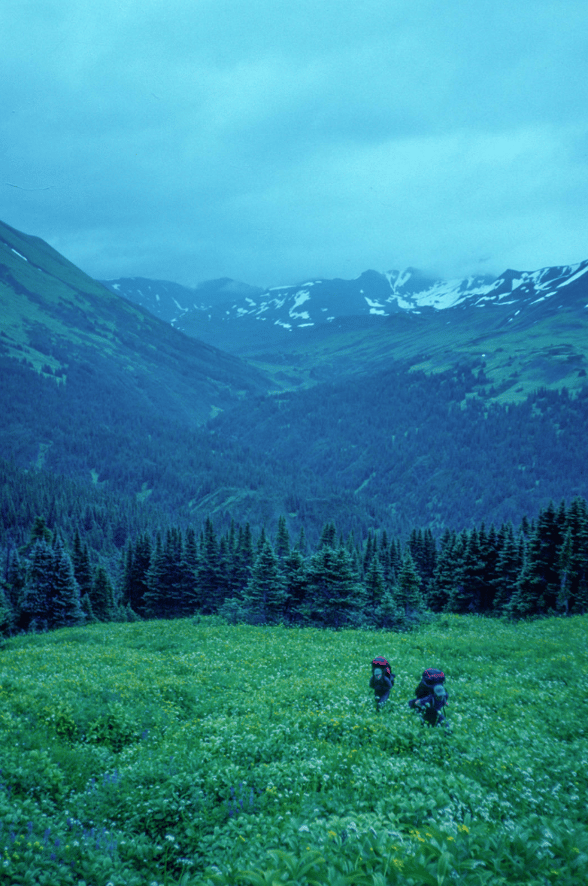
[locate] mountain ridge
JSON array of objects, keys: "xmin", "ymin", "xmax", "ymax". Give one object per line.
[
  {"xmin": 0, "ymin": 219, "xmax": 268, "ymax": 425},
  {"xmin": 2, "ymin": 217, "xmax": 588, "ymax": 548},
  {"xmin": 103, "ymin": 259, "xmax": 588, "ymax": 325},
  {"xmin": 103, "ymin": 259, "xmax": 588, "ymax": 402}
]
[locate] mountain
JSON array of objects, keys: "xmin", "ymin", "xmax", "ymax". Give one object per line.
[
  {"xmin": 106, "ymin": 260, "xmax": 588, "ymax": 402},
  {"xmin": 100, "ymin": 276, "xmax": 264, "ymax": 326},
  {"xmin": 2, "ymin": 217, "xmax": 588, "ymax": 558},
  {"xmin": 0, "ymin": 219, "xmax": 268, "ymax": 425},
  {"xmin": 0, "ymin": 218, "xmax": 273, "ymax": 539}
]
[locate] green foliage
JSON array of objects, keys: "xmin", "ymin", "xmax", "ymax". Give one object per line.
[{"xmin": 0, "ymin": 617, "xmax": 586, "ymax": 885}]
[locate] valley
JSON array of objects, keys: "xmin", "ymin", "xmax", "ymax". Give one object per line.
[{"xmin": 1, "ymin": 218, "xmax": 587, "ymax": 632}]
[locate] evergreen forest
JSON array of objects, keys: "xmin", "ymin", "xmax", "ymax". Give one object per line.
[{"xmin": 2, "ymin": 491, "xmax": 587, "ymax": 637}]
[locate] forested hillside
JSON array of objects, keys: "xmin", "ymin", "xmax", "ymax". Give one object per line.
[{"xmin": 2, "ymin": 219, "xmax": 588, "ymax": 637}]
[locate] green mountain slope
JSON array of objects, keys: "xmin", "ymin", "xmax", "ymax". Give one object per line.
[
  {"xmin": 242, "ymin": 296, "xmax": 588, "ymax": 404},
  {"xmin": 0, "ymin": 220, "xmax": 268, "ymax": 425},
  {"xmin": 1, "ymin": 218, "xmax": 587, "ymax": 556}
]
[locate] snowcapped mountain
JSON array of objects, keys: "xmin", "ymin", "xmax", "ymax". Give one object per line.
[
  {"xmin": 103, "ymin": 260, "xmax": 588, "ymax": 354},
  {"xmin": 100, "ymin": 276, "xmax": 263, "ymax": 325}
]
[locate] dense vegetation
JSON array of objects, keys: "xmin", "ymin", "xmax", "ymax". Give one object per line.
[
  {"xmin": 2, "ymin": 348, "xmax": 588, "ymax": 548},
  {"xmin": 2, "ymin": 494, "xmax": 587, "ymax": 637},
  {"xmin": 0, "ymin": 616, "xmax": 586, "ymax": 885}
]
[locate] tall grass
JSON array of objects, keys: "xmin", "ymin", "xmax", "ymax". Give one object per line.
[{"xmin": 0, "ymin": 615, "xmax": 586, "ymax": 885}]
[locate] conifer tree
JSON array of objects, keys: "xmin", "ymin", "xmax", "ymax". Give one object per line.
[
  {"xmin": 449, "ymin": 528, "xmax": 486, "ymax": 613},
  {"xmin": 282, "ymin": 547, "xmax": 308, "ymax": 621},
  {"xmin": 305, "ymin": 544, "xmax": 363, "ymax": 628},
  {"xmin": 30, "ymin": 516, "xmax": 52, "ymax": 546},
  {"xmin": 90, "ymin": 564, "xmax": 116, "ymax": 621},
  {"xmin": 558, "ymin": 498, "xmax": 588, "ymax": 614},
  {"xmin": 121, "ymin": 533, "xmax": 151, "ymax": 616},
  {"xmin": 492, "ymin": 522, "xmax": 521, "ymax": 613},
  {"xmin": 21, "ymin": 538, "xmax": 54, "ymax": 630},
  {"xmin": 197, "ymin": 518, "xmax": 223, "ymax": 612},
  {"xmin": 50, "ymin": 537, "xmax": 85, "ymax": 628},
  {"xmin": 393, "ymin": 549, "xmax": 423, "ymax": 618},
  {"xmin": 72, "ymin": 530, "xmax": 93, "ymax": 599},
  {"xmin": 363, "ymin": 531, "xmax": 375, "ymax": 576},
  {"xmin": 233, "ymin": 522, "xmax": 255, "ymax": 597},
  {"xmin": 179, "ymin": 527, "xmax": 199, "ymax": 613},
  {"xmin": 5, "ymin": 548, "xmax": 25, "ymax": 625},
  {"xmin": 428, "ymin": 530, "xmax": 460, "ymax": 611},
  {"xmin": 245, "ymin": 540, "xmax": 287, "ymax": 624},
  {"xmin": 509, "ymin": 501, "xmax": 563, "ymax": 617},
  {"xmin": 295, "ymin": 526, "xmax": 307, "ymax": 556},
  {"xmin": 365, "ymin": 555, "xmax": 385, "ymax": 609},
  {"xmin": 218, "ymin": 535, "xmax": 232, "ymax": 604},
  {"xmin": 275, "ymin": 516, "xmax": 291, "ymax": 560},
  {"xmin": 144, "ymin": 533, "xmax": 167, "ymax": 618},
  {"xmin": 0, "ymin": 585, "xmax": 14, "ymax": 636},
  {"xmin": 318, "ymin": 522, "xmax": 337, "ymax": 550}
]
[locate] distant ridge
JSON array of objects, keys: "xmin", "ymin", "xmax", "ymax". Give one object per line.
[{"xmin": 104, "ymin": 259, "xmax": 588, "ymax": 356}]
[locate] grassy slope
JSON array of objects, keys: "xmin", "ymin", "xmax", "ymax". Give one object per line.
[
  {"xmin": 0, "ymin": 616, "xmax": 586, "ymax": 885},
  {"xmin": 244, "ymin": 301, "xmax": 588, "ymax": 405},
  {"xmin": 0, "ymin": 220, "xmax": 269, "ymax": 427}
]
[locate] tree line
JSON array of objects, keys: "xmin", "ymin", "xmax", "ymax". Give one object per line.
[{"xmin": 2, "ymin": 498, "xmax": 587, "ymax": 636}]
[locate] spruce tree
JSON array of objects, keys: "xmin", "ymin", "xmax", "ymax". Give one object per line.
[
  {"xmin": 144, "ymin": 533, "xmax": 167, "ymax": 618},
  {"xmin": 5, "ymin": 548, "xmax": 26, "ymax": 626},
  {"xmin": 282, "ymin": 547, "xmax": 308, "ymax": 622},
  {"xmin": 275, "ymin": 516, "xmax": 291, "ymax": 560},
  {"xmin": 90, "ymin": 564, "xmax": 116, "ymax": 621},
  {"xmin": 428, "ymin": 530, "xmax": 460, "ymax": 611},
  {"xmin": 244, "ymin": 540, "xmax": 287, "ymax": 624},
  {"xmin": 50, "ymin": 537, "xmax": 85, "ymax": 628},
  {"xmin": 21, "ymin": 538, "xmax": 54, "ymax": 630},
  {"xmin": 448, "ymin": 528, "xmax": 486, "ymax": 613},
  {"xmin": 393, "ymin": 549, "xmax": 423, "ymax": 618},
  {"xmin": 121, "ymin": 533, "xmax": 152, "ymax": 616},
  {"xmin": 318, "ymin": 522, "xmax": 337, "ymax": 550},
  {"xmin": 0, "ymin": 585, "xmax": 14, "ymax": 636},
  {"xmin": 197, "ymin": 518, "xmax": 224, "ymax": 612},
  {"xmin": 72, "ymin": 531, "xmax": 93, "ymax": 600},
  {"xmin": 365, "ymin": 556, "xmax": 385, "ymax": 609},
  {"xmin": 492, "ymin": 522, "xmax": 521, "ymax": 614},
  {"xmin": 233, "ymin": 523, "xmax": 255, "ymax": 597},
  {"xmin": 179, "ymin": 527, "xmax": 199, "ymax": 614},
  {"xmin": 509, "ymin": 501, "xmax": 563, "ymax": 617},
  {"xmin": 558, "ymin": 498, "xmax": 588, "ymax": 614},
  {"xmin": 305, "ymin": 544, "xmax": 363, "ymax": 628}
]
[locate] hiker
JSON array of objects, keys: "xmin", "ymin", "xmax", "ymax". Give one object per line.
[
  {"xmin": 370, "ymin": 656, "xmax": 395, "ymax": 711},
  {"xmin": 408, "ymin": 667, "xmax": 448, "ymax": 726}
]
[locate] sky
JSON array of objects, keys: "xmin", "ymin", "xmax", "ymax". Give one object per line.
[{"xmin": 2, "ymin": 0, "xmax": 588, "ymax": 288}]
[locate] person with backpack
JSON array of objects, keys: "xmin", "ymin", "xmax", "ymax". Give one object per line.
[
  {"xmin": 370, "ymin": 656, "xmax": 395, "ymax": 712},
  {"xmin": 408, "ymin": 667, "xmax": 448, "ymax": 726}
]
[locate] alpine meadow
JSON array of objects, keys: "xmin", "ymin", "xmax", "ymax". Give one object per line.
[
  {"xmin": 1, "ymin": 219, "xmax": 588, "ymax": 885},
  {"xmin": 0, "ymin": 618, "xmax": 587, "ymax": 886}
]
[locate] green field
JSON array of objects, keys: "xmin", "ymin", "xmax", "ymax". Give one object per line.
[{"xmin": 0, "ymin": 616, "xmax": 586, "ymax": 885}]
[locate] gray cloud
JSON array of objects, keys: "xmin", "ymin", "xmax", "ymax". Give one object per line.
[{"xmin": 2, "ymin": 0, "xmax": 587, "ymax": 287}]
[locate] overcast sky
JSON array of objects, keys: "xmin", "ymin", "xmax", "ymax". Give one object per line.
[{"xmin": 2, "ymin": 0, "xmax": 587, "ymax": 288}]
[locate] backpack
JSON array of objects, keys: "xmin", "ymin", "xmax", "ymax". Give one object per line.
[
  {"xmin": 415, "ymin": 668, "xmax": 445, "ymax": 699},
  {"xmin": 372, "ymin": 656, "xmax": 393, "ymax": 681}
]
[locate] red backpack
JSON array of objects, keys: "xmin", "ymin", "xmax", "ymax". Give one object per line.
[
  {"xmin": 415, "ymin": 668, "xmax": 445, "ymax": 699},
  {"xmin": 371, "ymin": 656, "xmax": 392, "ymax": 680}
]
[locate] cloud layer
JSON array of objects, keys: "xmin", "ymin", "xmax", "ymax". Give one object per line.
[{"xmin": 2, "ymin": 0, "xmax": 587, "ymax": 286}]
